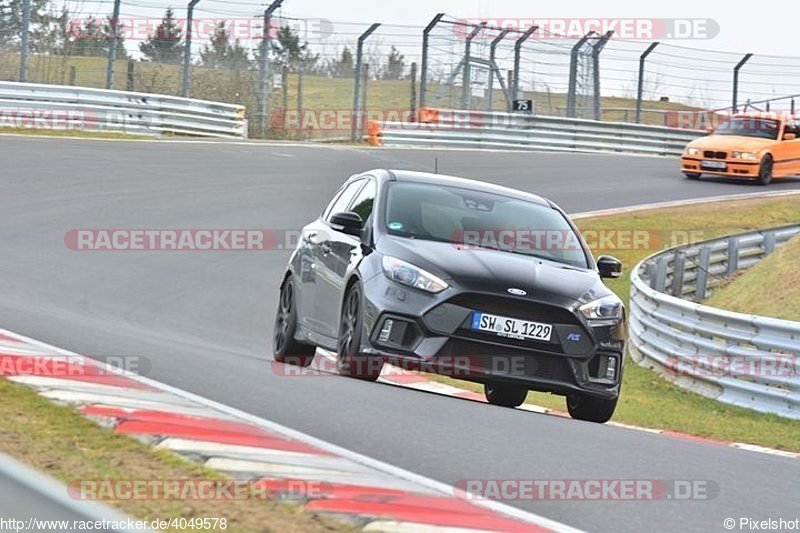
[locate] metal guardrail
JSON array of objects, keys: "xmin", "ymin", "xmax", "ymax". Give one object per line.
[
  {"xmin": 372, "ymin": 108, "xmax": 704, "ymax": 156},
  {"xmin": 629, "ymin": 224, "xmax": 800, "ymax": 420},
  {"xmin": 0, "ymin": 82, "xmax": 247, "ymax": 138}
]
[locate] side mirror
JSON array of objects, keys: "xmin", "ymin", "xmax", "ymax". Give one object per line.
[
  {"xmin": 597, "ymin": 255, "xmax": 623, "ymax": 279},
  {"xmin": 330, "ymin": 211, "xmax": 363, "ymax": 237},
  {"xmin": 783, "ymin": 133, "xmax": 797, "ymax": 141}
]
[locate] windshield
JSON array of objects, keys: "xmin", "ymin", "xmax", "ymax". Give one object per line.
[
  {"xmin": 384, "ymin": 181, "xmax": 589, "ymax": 268},
  {"xmin": 715, "ymin": 118, "xmax": 780, "ymax": 140}
]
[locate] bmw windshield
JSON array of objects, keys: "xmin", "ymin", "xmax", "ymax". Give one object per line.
[
  {"xmin": 383, "ymin": 181, "xmax": 590, "ymax": 269},
  {"xmin": 715, "ymin": 117, "xmax": 780, "ymax": 140}
]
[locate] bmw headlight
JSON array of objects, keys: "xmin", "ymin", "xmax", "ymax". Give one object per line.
[
  {"xmin": 579, "ymin": 295, "xmax": 623, "ymax": 321},
  {"xmin": 731, "ymin": 151, "xmax": 757, "ymax": 160},
  {"xmin": 685, "ymin": 147, "xmax": 701, "ymax": 156},
  {"xmin": 382, "ymin": 256, "xmax": 448, "ymax": 294}
]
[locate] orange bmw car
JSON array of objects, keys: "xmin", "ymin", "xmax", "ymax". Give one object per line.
[{"xmin": 681, "ymin": 113, "xmax": 800, "ymax": 185}]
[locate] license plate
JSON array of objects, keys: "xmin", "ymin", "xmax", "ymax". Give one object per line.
[
  {"xmin": 701, "ymin": 160, "xmax": 727, "ymax": 170},
  {"xmin": 471, "ymin": 312, "xmax": 553, "ymax": 342}
]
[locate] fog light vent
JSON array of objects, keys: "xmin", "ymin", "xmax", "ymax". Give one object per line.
[
  {"xmin": 606, "ymin": 356, "xmax": 618, "ymax": 381},
  {"xmin": 378, "ymin": 319, "xmax": 394, "ymax": 343}
]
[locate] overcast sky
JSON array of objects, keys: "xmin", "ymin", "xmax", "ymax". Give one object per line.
[{"xmin": 70, "ymin": 0, "xmax": 793, "ymax": 57}]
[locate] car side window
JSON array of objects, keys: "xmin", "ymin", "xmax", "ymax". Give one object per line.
[
  {"xmin": 324, "ymin": 180, "xmax": 365, "ymax": 223},
  {"xmin": 349, "ymin": 179, "xmax": 376, "ymax": 222}
]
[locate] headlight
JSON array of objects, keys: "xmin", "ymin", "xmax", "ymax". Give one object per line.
[
  {"xmin": 382, "ymin": 256, "xmax": 448, "ymax": 294},
  {"xmin": 685, "ymin": 147, "xmax": 701, "ymax": 156},
  {"xmin": 731, "ymin": 151, "xmax": 757, "ymax": 160},
  {"xmin": 579, "ymin": 295, "xmax": 623, "ymax": 321}
]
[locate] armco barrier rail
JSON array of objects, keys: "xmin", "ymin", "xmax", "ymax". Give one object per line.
[
  {"xmin": 0, "ymin": 82, "xmax": 246, "ymax": 138},
  {"xmin": 629, "ymin": 224, "xmax": 800, "ymax": 420},
  {"xmin": 369, "ymin": 108, "xmax": 704, "ymax": 156}
]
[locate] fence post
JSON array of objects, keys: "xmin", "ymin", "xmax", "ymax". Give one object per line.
[
  {"xmin": 105, "ymin": 0, "xmax": 122, "ymax": 89},
  {"xmin": 69, "ymin": 66, "xmax": 77, "ymax": 86},
  {"xmin": 695, "ymin": 246, "xmax": 711, "ymax": 301},
  {"xmin": 352, "ymin": 23, "xmax": 381, "ymax": 142},
  {"xmin": 297, "ymin": 69, "xmax": 303, "ymax": 138},
  {"xmin": 19, "ymin": 0, "xmax": 32, "ymax": 82},
  {"xmin": 461, "ymin": 22, "xmax": 485, "ymax": 110},
  {"xmin": 591, "ymin": 31, "xmax": 613, "ymax": 121},
  {"xmin": 126, "ymin": 59, "xmax": 135, "ymax": 91},
  {"xmin": 420, "ymin": 13, "xmax": 445, "ymax": 109},
  {"xmin": 409, "ymin": 62, "xmax": 418, "ymax": 120},
  {"xmin": 488, "ymin": 29, "xmax": 511, "ymax": 111},
  {"xmin": 512, "ymin": 26, "xmax": 537, "ymax": 108},
  {"xmin": 635, "ymin": 42, "xmax": 659, "ymax": 123},
  {"xmin": 258, "ymin": 0, "xmax": 284, "ymax": 137},
  {"xmin": 566, "ymin": 32, "xmax": 593, "ymax": 118},
  {"xmin": 181, "ymin": 0, "xmax": 201, "ymax": 98},
  {"xmin": 732, "ymin": 53, "xmax": 753, "ymax": 113}
]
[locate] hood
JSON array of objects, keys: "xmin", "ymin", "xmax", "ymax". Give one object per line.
[
  {"xmin": 687, "ymin": 135, "xmax": 776, "ymax": 153},
  {"xmin": 377, "ymin": 236, "xmax": 608, "ymax": 304}
]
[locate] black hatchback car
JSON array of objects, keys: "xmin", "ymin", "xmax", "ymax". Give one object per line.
[{"xmin": 273, "ymin": 170, "xmax": 626, "ymax": 423}]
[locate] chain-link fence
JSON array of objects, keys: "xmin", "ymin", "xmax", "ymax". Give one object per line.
[{"xmin": 1, "ymin": 4, "xmax": 799, "ymax": 138}]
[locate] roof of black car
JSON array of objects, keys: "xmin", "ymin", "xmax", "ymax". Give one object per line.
[{"xmin": 386, "ymin": 170, "xmax": 551, "ymax": 207}]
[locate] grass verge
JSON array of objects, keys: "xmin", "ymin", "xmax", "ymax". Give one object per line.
[
  {"xmin": 0, "ymin": 128, "xmax": 150, "ymax": 140},
  {"xmin": 431, "ymin": 193, "xmax": 800, "ymax": 451},
  {"xmin": 0, "ymin": 378, "xmax": 347, "ymax": 533},
  {"xmin": 705, "ymin": 234, "xmax": 800, "ymax": 321}
]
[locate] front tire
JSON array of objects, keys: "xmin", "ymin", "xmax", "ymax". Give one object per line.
[
  {"xmin": 758, "ymin": 155, "xmax": 773, "ymax": 185},
  {"xmin": 273, "ymin": 278, "xmax": 316, "ymax": 367},
  {"xmin": 337, "ymin": 283, "xmax": 384, "ymax": 381},
  {"xmin": 484, "ymin": 383, "xmax": 528, "ymax": 408},
  {"xmin": 684, "ymin": 172, "xmax": 701, "ymax": 180},
  {"xmin": 566, "ymin": 394, "xmax": 618, "ymax": 423}
]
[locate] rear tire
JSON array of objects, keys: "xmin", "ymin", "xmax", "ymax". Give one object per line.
[
  {"xmin": 337, "ymin": 283, "xmax": 384, "ymax": 381},
  {"xmin": 566, "ymin": 394, "xmax": 618, "ymax": 423},
  {"xmin": 484, "ymin": 383, "xmax": 528, "ymax": 408},
  {"xmin": 273, "ymin": 278, "xmax": 316, "ymax": 367},
  {"xmin": 684, "ymin": 172, "xmax": 701, "ymax": 180},
  {"xmin": 758, "ymin": 155, "xmax": 773, "ymax": 185}
]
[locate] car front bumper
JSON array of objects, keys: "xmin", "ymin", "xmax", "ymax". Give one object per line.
[
  {"xmin": 360, "ymin": 274, "xmax": 625, "ymax": 400},
  {"xmin": 681, "ymin": 157, "xmax": 760, "ymax": 178}
]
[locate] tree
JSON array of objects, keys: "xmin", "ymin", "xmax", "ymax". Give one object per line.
[
  {"xmin": 328, "ymin": 46, "xmax": 354, "ymax": 78},
  {"xmin": 384, "ymin": 45, "xmax": 405, "ymax": 80},
  {"xmin": 267, "ymin": 24, "xmax": 317, "ymax": 71},
  {"xmin": 0, "ymin": 0, "xmax": 62, "ymax": 53},
  {"xmin": 139, "ymin": 8, "xmax": 184, "ymax": 64},
  {"xmin": 200, "ymin": 21, "xmax": 249, "ymax": 70},
  {"xmin": 65, "ymin": 17, "xmax": 127, "ymax": 59}
]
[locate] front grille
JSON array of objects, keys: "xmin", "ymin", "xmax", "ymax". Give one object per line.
[
  {"xmin": 446, "ymin": 293, "xmax": 579, "ymax": 326},
  {"xmin": 704, "ymin": 150, "xmax": 727, "ymax": 159},
  {"xmin": 439, "ymin": 339, "xmax": 574, "ymax": 382}
]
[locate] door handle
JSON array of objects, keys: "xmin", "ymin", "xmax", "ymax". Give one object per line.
[{"xmin": 321, "ymin": 242, "xmax": 332, "ymax": 255}]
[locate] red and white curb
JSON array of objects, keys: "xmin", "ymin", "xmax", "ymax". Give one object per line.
[
  {"xmin": 0, "ymin": 328, "xmax": 580, "ymax": 533},
  {"xmin": 314, "ymin": 351, "xmax": 800, "ymax": 461}
]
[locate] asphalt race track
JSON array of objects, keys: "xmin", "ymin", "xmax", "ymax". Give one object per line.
[{"xmin": 2, "ymin": 136, "xmax": 799, "ymax": 532}]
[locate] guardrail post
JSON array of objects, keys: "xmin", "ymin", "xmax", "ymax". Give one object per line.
[
  {"xmin": 461, "ymin": 22, "xmax": 485, "ymax": 110},
  {"xmin": 635, "ymin": 42, "xmax": 659, "ymax": 123},
  {"xmin": 257, "ymin": 0, "xmax": 284, "ymax": 137},
  {"xmin": 590, "ymin": 31, "xmax": 613, "ymax": 121},
  {"xmin": 566, "ymin": 32, "xmax": 594, "ymax": 118},
  {"xmin": 732, "ymin": 53, "xmax": 753, "ymax": 114},
  {"xmin": 654, "ymin": 255, "xmax": 669, "ymax": 292},
  {"xmin": 726, "ymin": 237, "xmax": 740, "ymax": 276},
  {"xmin": 409, "ymin": 62, "xmax": 418, "ymax": 119},
  {"xmin": 512, "ymin": 26, "xmax": 537, "ymax": 109},
  {"xmin": 764, "ymin": 231, "xmax": 777, "ymax": 255},
  {"xmin": 105, "ymin": 0, "xmax": 122, "ymax": 89},
  {"xmin": 695, "ymin": 246, "xmax": 711, "ymax": 301},
  {"xmin": 181, "ymin": 0, "xmax": 202, "ymax": 98},
  {"xmin": 487, "ymin": 29, "xmax": 511, "ymax": 112},
  {"xmin": 19, "ymin": 0, "xmax": 32, "ymax": 82},
  {"xmin": 351, "ymin": 23, "xmax": 381, "ymax": 142},
  {"xmin": 420, "ymin": 13, "xmax": 445, "ymax": 109},
  {"xmin": 671, "ymin": 250, "xmax": 687, "ymax": 297}
]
